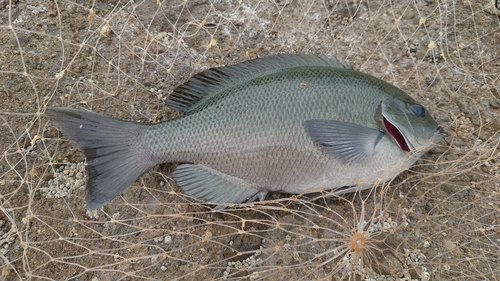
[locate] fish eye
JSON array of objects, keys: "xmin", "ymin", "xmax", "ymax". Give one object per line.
[{"xmin": 411, "ymin": 105, "xmax": 426, "ymax": 117}]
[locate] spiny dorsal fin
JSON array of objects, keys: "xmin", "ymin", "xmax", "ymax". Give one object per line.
[{"xmin": 166, "ymin": 53, "xmax": 352, "ymax": 113}]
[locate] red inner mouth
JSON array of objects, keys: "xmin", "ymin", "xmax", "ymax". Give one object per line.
[{"xmin": 383, "ymin": 117, "xmax": 410, "ymax": 152}]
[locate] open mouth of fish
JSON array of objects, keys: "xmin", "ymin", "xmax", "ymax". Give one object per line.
[{"xmin": 383, "ymin": 117, "xmax": 410, "ymax": 152}]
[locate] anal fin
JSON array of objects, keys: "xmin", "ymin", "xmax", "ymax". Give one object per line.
[{"xmin": 172, "ymin": 164, "xmax": 267, "ymax": 209}]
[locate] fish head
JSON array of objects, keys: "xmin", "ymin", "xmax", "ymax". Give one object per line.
[{"xmin": 380, "ymin": 98, "xmax": 444, "ymax": 154}]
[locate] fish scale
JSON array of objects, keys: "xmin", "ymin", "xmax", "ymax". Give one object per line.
[
  {"xmin": 149, "ymin": 69, "xmax": 378, "ymax": 173},
  {"xmin": 46, "ymin": 54, "xmax": 443, "ymax": 210}
]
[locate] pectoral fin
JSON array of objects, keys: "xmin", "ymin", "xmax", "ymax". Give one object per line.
[
  {"xmin": 304, "ymin": 119, "xmax": 384, "ymax": 162},
  {"xmin": 172, "ymin": 164, "xmax": 267, "ymax": 209}
]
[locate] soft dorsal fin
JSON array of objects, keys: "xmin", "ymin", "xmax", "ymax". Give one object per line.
[{"xmin": 166, "ymin": 53, "xmax": 352, "ymax": 113}]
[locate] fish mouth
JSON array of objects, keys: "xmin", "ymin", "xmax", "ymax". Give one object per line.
[
  {"xmin": 432, "ymin": 126, "xmax": 445, "ymax": 142},
  {"xmin": 383, "ymin": 117, "xmax": 410, "ymax": 152}
]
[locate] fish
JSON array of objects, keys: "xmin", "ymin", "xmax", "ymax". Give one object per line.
[{"xmin": 46, "ymin": 53, "xmax": 444, "ymax": 210}]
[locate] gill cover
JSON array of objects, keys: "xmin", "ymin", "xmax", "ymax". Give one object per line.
[{"xmin": 381, "ymin": 99, "xmax": 443, "ymax": 152}]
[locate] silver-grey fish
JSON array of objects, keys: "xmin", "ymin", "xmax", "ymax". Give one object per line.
[{"xmin": 46, "ymin": 54, "xmax": 444, "ymax": 210}]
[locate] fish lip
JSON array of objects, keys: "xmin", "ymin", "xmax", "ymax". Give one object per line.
[
  {"xmin": 383, "ymin": 117, "xmax": 411, "ymax": 152},
  {"xmin": 432, "ymin": 126, "xmax": 445, "ymax": 143}
]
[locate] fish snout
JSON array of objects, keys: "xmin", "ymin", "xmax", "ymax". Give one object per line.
[
  {"xmin": 436, "ymin": 126, "xmax": 444, "ymax": 135},
  {"xmin": 432, "ymin": 126, "xmax": 445, "ymax": 144}
]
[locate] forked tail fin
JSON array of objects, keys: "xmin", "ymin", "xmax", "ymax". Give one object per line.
[{"xmin": 46, "ymin": 107, "xmax": 155, "ymax": 210}]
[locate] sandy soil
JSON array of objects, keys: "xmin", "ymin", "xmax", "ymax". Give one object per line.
[{"xmin": 0, "ymin": 0, "xmax": 498, "ymax": 280}]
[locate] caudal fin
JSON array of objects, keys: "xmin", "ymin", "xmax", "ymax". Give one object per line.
[{"xmin": 46, "ymin": 107, "xmax": 155, "ymax": 210}]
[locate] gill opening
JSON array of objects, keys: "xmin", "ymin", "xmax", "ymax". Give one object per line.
[{"xmin": 383, "ymin": 117, "xmax": 410, "ymax": 152}]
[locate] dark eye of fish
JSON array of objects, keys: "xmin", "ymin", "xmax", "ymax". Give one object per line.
[
  {"xmin": 383, "ymin": 118, "xmax": 410, "ymax": 152},
  {"xmin": 411, "ymin": 105, "xmax": 426, "ymax": 117}
]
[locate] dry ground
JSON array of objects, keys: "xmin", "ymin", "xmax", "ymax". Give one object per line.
[{"xmin": 0, "ymin": 0, "xmax": 499, "ymax": 280}]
